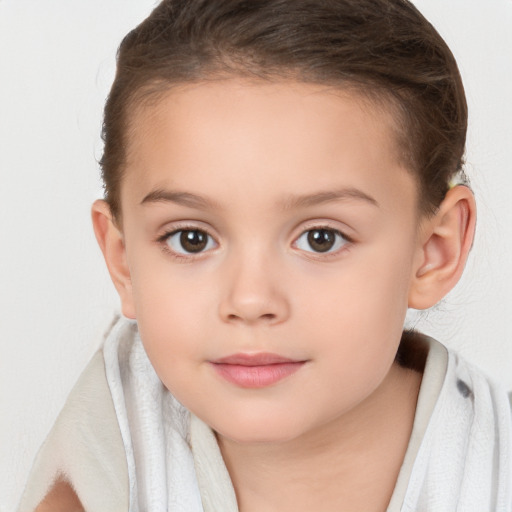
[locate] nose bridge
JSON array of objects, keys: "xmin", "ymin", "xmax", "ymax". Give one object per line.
[{"xmin": 219, "ymin": 241, "xmax": 289, "ymax": 325}]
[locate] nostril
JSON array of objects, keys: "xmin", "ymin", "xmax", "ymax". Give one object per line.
[{"xmin": 226, "ymin": 312, "xmax": 277, "ymax": 323}]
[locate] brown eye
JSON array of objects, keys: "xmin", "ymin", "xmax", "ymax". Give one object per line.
[
  {"xmin": 180, "ymin": 230, "xmax": 207, "ymax": 252},
  {"xmin": 307, "ymin": 229, "xmax": 336, "ymax": 252},
  {"xmin": 165, "ymin": 229, "xmax": 215, "ymax": 254},
  {"xmin": 295, "ymin": 228, "xmax": 348, "ymax": 254}
]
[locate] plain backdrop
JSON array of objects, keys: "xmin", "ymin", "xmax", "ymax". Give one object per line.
[{"xmin": 1, "ymin": 0, "xmax": 511, "ymax": 509}]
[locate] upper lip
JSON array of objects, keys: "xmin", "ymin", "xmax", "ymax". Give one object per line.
[{"xmin": 211, "ymin": 353, "xmax": 302, "ymax": 366}]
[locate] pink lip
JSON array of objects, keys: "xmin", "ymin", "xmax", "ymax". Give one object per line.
[{"xmin": 210, "ymin": 353, "xmax": 306, "ymax": 388}]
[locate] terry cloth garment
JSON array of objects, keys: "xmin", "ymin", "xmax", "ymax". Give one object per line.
[{"xmin": 17, "ymin": 316, "xmax": 512, "ymax": 511}]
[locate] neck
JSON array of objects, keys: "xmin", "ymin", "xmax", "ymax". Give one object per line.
[{"xmin": 217, "ymin": 362, "xmax": 422, "ymax": 512}]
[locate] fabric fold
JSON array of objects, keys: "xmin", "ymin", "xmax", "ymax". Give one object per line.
[{"xmin": 103, "ymin": 318, "xmax": 204, "ymax": 512}]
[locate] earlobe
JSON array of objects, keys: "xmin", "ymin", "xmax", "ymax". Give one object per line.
[
  {"xmin": 408, "ymin": 185, "xmax": 476, "ymax": 310},
  {"xmin": 91, "ymin": 200, "xmax": 136, "ymax": 319}
]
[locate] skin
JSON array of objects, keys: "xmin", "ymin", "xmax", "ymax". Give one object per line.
[
  {"xmin": 87, "ymin": 79, "xmax": 475, "ymax": 512},
  {"xmin": 34, "ymin": 479, "xmax": 83, "ymax": 512}
]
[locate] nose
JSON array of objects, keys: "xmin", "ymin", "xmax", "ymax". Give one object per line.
[{"xmin": 218, "ymin": 251, "xmax": 290, "ymax": 326}]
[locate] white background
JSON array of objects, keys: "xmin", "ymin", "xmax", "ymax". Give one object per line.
[{"xmin": 0, "ymin": 0, "xmax": 511, "ymax": 509}]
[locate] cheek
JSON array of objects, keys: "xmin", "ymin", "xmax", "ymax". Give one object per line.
[
  {"xmin": 304, "ymin": 245, "xmax": 412, "ymax": 328},
  {"xmin": 302, "ymin": 243, "xmax": 414, "ymax": 372},
  {"xmin": 134, "ymin": 297, "xmax": 208, "ymax": 402},
  {"xmin": 128, "ymin": 257, "xmax": 214, "ymax": 376}
]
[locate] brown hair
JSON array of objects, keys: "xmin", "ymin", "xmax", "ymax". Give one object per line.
[{"xmin": 100, "ymin": 0, "xmax": 467, "ymax": 227}]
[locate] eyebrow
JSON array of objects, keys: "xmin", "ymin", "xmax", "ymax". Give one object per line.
[
  {"xmin": 281, "ymin": 188, "xmax": 379, "ymax": 210},
  {"xmin": 140, "ymin": 189, "xmax": 221, "ymax": 210},
  {"xmin": 140, "ymin": 187, "xmax": 379, "ymax": 210}
]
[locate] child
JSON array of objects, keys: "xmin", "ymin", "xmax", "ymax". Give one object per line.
[{"xmin": 17, "ymin": 0, "xmax": 512, "ymax": 511}]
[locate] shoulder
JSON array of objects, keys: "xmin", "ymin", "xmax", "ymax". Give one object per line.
[
  {"xmin": 17, "ymin": 347, "xmax": 129, "ymax": 512},
  {"xmin": 33, "ymin": 480, "xmax": 83, "ymax": 512}
]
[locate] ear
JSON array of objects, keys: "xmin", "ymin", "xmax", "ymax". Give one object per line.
[
  {"xmin": 408, "ymin": 185, "xmax": 476, "ymax": 310},
  {"xmin": 91, "ymin": 200, "xmax": 136, "ymax": 319}
]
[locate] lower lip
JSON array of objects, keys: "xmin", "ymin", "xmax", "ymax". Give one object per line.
[{"xmin": 210, "ymin": 362, "xmax": 305, "ymax": 388}]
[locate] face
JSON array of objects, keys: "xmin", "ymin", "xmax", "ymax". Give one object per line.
[{"xmin": 118, "ymin": 79, "xmax": 422, "ymax": 444}]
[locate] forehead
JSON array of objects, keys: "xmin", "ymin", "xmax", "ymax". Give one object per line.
[{"xmin": 121, "ymin": 79, "xmax": 417, "ymax": 217}]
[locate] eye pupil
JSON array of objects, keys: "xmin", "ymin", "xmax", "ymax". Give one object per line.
[
  {"xmin": 307, "ymin": 229, "xmax": 335, "ymax": 252},
  {"xmin": 180, "ymin": 230, "xmax": 208, "ymax": 253}
]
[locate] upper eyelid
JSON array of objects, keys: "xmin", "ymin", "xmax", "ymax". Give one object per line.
[
  {"xmin": 296, "ymin": 226, "xmax": 348, "ymax": 239},
  {"xmin": 293, "ymin": 221, "xmax": 353, "ymax": 242},
  {"xmin": 158, "ymin": 221, "xmax": 218, "ymax": 240}
]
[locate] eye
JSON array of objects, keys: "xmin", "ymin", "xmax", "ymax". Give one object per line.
[
  {"xmin": 164, "ymin": 229, "xmax": 216, "ymax": 255},
  {"xmin": 294, "ymin": 228, "xmax": 349, "ymax": 254}
]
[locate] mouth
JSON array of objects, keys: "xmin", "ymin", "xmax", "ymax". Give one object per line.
[{"xmin": 209, "ymin": 353, "xmax": 307, "ymax": 388}]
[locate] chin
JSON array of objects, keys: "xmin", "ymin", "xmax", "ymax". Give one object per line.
[{"xmin": 212, "ymin": 416, "xmax": 309, "ymax": 445}]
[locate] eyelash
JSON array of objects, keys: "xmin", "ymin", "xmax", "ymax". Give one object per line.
[
  {"xmin": 156, "ymin": 224, "xmax": 353, "ymax": 262},
  {"xmin": 293, "ymin": 227, "xmax": 351, "ymax": 259},
  {"xmin": 156, "ymin": 224, "xmax": 217, "ymax": 261}
]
